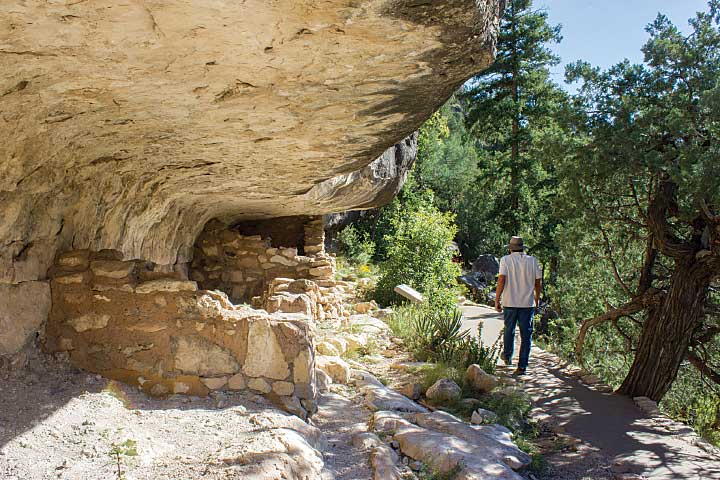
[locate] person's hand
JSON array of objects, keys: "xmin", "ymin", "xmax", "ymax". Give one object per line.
[{"xmin": 495, "ymin": 304, "xmax": 502, "ymax": 312}]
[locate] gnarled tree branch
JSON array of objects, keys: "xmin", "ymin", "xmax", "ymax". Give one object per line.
[
  {"xmin": 687, "ymin": 349, "xmax": 720, "ymax": 386},
  {"xmin": 575, "ymin": 289, "xmax": 664, "ymax": 367},
  {"xmin": 647, "ymin": 176, "xmax": 696, "ymax": 258}
]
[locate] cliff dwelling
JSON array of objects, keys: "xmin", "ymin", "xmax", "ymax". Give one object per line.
[{"xmin": 0, "ymin": 0, "xmax": 503, "ymax": 420}]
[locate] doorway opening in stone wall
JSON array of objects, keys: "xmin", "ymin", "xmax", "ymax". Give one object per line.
[{"xmin": 189, "ymin": 216, "xmax": 333, "ymax": 306}]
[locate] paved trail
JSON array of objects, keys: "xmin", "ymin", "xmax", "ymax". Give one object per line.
[{"xmin": 461, "ymin": 304, "xmax": 720, "ymax": 480}]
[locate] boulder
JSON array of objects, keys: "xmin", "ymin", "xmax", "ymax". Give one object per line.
[
  {"xmin": 412, "ymin": 411, "xmax": 531, "ymax": 470},
  {"xmin": 364, "ymin": 385, "xmax": 429, "ymax": 414},
  {"xmin": 315, "ymin": 355, "xmax": 350, "ymax": 384},
  {"xmin": 399, "ymin": 383, "xmax": 423, "ymax": 401},
  {"xmin": 354, "ymin": 302, "xmax": 376, "ymax": 314},
  {"xmin": 349, "ymin": 314, "xmax": 392, "ymax": 335},
  {"xmin": 425, "ymin": 379, "xmax": 462, "ymax": 403},
  {"xmin": 374, "ymin": 410, "xmax": 525, "ymax": 480},
  {"xmin": 633, "ymin": 396, "xmax": 660, "ymax": 416},
  {"xmin": 465, "ymin": 365, "xmax": 500, "ymax": 393},
  {"xmin": 471, "ymin": 254, "xmax": 500, "ymax": 283},
  {"xmin": 350, "ymin": 369, "xmax": 385, "ymax": 388},
  {"xmin": 370, "ymin": 444, "xmax": 402, "ymax": 480},
  {"xmin": 317, "ymin": 341, "xmax": 341, "ymax": 356},
  {"xmin": 344, "ymin": 333, "xmax": 368, "ymax": 352},
  {"xmin": 471, "ymin": 408, "xmax": 499, "ymax": 425},
  {"xmin": 326, "ymin": 337, "xmax": 348, "ymax": 355}
]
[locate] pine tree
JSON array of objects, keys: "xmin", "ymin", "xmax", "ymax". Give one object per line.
[{"xmin": 463, "ymin": 0, "xmax": 566, "ymax": 262}]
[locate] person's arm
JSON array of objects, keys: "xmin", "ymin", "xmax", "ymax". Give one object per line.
[
  {"xmin": 534, "ymin": 257, "xmax": 542, "ymax": 308},
  {"xmin": 495, "ymin": 275, "xmax": 506, "ymax": 312},
  {"xmin": 495, "ymin": 256, "xmax": 507, "ymax": 312}
]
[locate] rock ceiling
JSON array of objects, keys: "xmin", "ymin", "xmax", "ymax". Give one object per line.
[{"xmin": 0, "ymin": 0, "xmax": 502, "ymax": 266}]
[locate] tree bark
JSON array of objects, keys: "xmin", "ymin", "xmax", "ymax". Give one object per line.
[{"xmin": 618, "ymin": 258, "xmax": 711, "ymax": 401}]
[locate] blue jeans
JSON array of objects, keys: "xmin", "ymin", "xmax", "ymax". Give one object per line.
[{"xmin": 503, "ymin": 307, "xmax": 534, "ymax": 369}]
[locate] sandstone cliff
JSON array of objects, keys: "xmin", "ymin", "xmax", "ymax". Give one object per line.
[{"xmin": 0, "ymin": 0, "xmax": 503, "ymax": 357}]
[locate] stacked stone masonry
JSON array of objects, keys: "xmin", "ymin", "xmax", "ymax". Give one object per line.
[
  {"xmin": 190, "ymin": 216, "xmax": 346, "ymax": 320},
  {"xmin": 43, "ymin": 249, "xmax": 321, "ymax": 418}
]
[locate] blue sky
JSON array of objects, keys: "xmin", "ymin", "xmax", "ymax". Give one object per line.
[{"xmin": 536, "ymin": 0, "xmax": 711, "ymax": 89}]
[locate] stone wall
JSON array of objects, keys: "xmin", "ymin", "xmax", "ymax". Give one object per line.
[
  {"xmin": 190, "ymin": 217, "xmax": 335, "ymax": 305},
  {"xmin": 43, "ymin": 250, "xmax": 318, "ymax": 418}
]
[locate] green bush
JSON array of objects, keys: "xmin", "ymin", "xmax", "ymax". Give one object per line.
[
  {"xmin": 336, "ymin": 225, "xmax": 375, "ymax": 265},
  {"xmin": 387, "ymin": 305, "xmax": 499, "ymax": 376},
  {"xmin": 373, "ymin": 199, "xmax": 461, "ymax": 310},
  {"xmin": 411, "ymin": 308, "xmax": 468, "ymax": 363},
  {"xmin": 460, "ymin": 324, "xmax": 501, "ymax": 375}
]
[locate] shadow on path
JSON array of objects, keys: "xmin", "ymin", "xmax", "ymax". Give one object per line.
[{"xmin": 460, "ymin": 304, "xmax": 720, "ymax": 480}]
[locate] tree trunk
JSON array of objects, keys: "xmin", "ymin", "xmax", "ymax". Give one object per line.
[{"xmin": 618, "ymin": 258, "xmax": 710, "ymax": 401}]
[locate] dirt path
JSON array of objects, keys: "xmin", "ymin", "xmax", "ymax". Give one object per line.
[
  {"xmin": 314, "ymin": 389, "xmax": 373, "ymax": 480},
  {"xmin": 461, "ymin": 305, "xmax": 720, "ymax": 480}
]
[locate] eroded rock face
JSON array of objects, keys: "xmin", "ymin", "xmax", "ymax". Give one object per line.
[
  {"xmin": 0, "ymin": 281, "xmax": 51, "ymax": 355},
  {"xmin": 0, "ymin": 1, "xmax": 503, "ymax": 355}
]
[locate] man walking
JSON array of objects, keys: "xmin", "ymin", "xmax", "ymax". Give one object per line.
[{"xmin": 494, "ymin": 236, "xmax": 541, "ymax": 375}]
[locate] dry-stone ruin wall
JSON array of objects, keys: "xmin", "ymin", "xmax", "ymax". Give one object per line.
[
  {"xmin": 191, "ymin": 217, "xmax": 331, "ymax": 302},
  {"xmin": 0, "ymin": 0, "xmax": 504, "ymax": 414},
  {"xmin": 44, "ymin": 249, "xmax": 320, "ymax": 418}
]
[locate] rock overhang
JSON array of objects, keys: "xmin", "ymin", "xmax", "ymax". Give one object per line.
[{"xmin": 1, "ymin": 0, "xmax": 502, "ymax": 267}]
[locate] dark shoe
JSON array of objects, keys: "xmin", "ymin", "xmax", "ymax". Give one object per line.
[
  {"xmin": 513, "ymin": 368, "xmax": 527, "ymax": 376},
  {"xmin": 504, "ymin": 357, "xmax": 512, "ymax": 367}
]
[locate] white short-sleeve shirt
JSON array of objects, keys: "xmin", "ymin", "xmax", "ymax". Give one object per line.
[{"xmin": 498, "ymin": 252, "xmax": 541, "ymax": 308}]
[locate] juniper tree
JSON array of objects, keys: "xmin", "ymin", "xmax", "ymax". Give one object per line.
[{"xmin": 565, "ymin": 2, "xmax": 720, "ymax": 401}]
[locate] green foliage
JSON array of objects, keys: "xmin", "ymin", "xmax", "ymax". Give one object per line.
[
  {"xmin": 413, "ymin": 362, "xmax": 465, "ymax": 393},
  {"xmin": 661, "ymin": 360, "xmax": 720, "ymax": 446},
  {"xmin": 460, "ymin": 325, "xmax": 501, "ymax": 375},
  {"xmin": 417, "ymin": 463, "xmax": 463, "ymax": 480},
  {"xmin": 461, "ymin": 0, "xmax": 566, "ymax": 259},
  {"xmin": 550, "ymin": 0, "xmax": 720, "ymax": 428},
  {"xmin": 373, "ymin": 196, "xmax": 461, "ymax": 310},
  {"xmin": 478, "ymin": 390, "xmax": 533, "ymax": 432},
  {"xmin": 411, "ymin": 308, "xmax": 468, "ymax": 363},
  {"xmin": 387, "ymin": 305, "xmax": 499, "ymax": 375},
  {"xmin": 335, "ymin": 225, "xmax": 375, "ymax": 266},
  {"xmin": 109, "ymin": 439, "xmax": 138, "ymax": 480}
]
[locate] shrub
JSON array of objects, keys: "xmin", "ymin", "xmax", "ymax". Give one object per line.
[
  {"xmin": 336, "ymin": 225, "xmax": 375, "ymax": 265},
  {"xmin": 412, "ymin": 362, "xmax": 464, "ymax": 393},
  {"xmin": 373, "ymin": 199, "xmax": 461, "ymax": 310},
  {"xmin": 460, "ymin": 324, "xmax": 501, "ymax": 375},
  {"xmin": 414, "ymin": 308, "xmax": 468, "ymax": 363}
]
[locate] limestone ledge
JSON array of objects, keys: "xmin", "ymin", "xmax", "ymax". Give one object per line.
[{"xmin": 44, "ymin": 250, "xmax": 320, "ymax": 418}]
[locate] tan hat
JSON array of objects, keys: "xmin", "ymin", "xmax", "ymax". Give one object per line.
[{"xmin": 506, "ymin": 236, "xmax": 524, "ymax": 251}]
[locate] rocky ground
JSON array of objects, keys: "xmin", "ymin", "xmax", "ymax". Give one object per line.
[
  {"xmin": 9, "ymin": 281, "xmax": 718, "ymax": 480},
  {"xmin": 0, "ymin": 293, "xmax": 537, "ymax": 480},
  {"xmin": 0, "ymin": 352, "xmax": 327, "ymax": 480}
]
